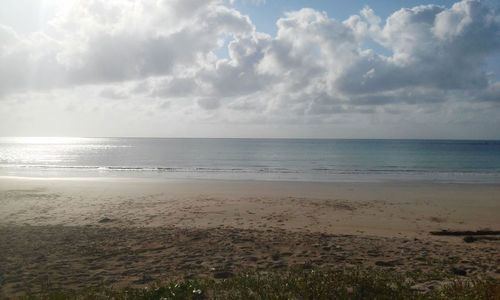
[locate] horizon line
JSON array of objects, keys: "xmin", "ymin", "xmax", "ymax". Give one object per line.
[{"xmin": 1, "ymin": 136, "xmax": 499, "ymax": 142}]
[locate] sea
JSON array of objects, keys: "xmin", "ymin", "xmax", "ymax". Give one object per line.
[{"xmin": 0, "ymin": 137, "xmax": 499, "ymax": 183}]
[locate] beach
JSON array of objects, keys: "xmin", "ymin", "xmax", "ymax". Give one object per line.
[
  {"xmin": 0, "ymin": 177, "xmax": 499, "ymax": 296},
  {"xmin": 2, "ymin": 0, "xmax": 500, "ymax": 296}
]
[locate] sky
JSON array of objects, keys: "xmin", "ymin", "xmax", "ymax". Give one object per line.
[{"xmin": 0, "ymin": 0, "xmax": 499, "ymax": 139}]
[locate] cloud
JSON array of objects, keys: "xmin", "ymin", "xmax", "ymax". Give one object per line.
[
  {"xmin": 231, "ymin": 0, "xmax": 267, "ymax": 6},
  {"xmin": 197, "ymin": 97, "xmax": 220, "ymax": 110},
  {"xmin": 0, "ymin": 0, "xmax": 254, "ymax": 95},
  {"xmin": 192, "ymin": 0, "xmax": 499, "ymax": 117},
  {"xmin": 0, "ymin": 0, "xmax": 499, "ymax": 127},
  {"xmin": 339, "ymin": 1, "xmax": 500, "ymax": 95},
  {"xmin": 99, "ymin": 87, "xmax": 128, "ymax": 100}
]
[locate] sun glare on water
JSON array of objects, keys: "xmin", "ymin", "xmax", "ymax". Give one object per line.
[
  {"xmin": 0, "ymin": 137, "xmax": 108, "ymax": 166},
  {"xmin": 4, "ymin": 137, "xmax": 89, "ymax": 145}
]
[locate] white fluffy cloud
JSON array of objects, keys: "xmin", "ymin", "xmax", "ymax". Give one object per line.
[
  {"xmin": 0, "ymin": 0, "xmax": 499, "ymax": 137},
  {"xmin": 0, "ymin": 0, "xmax": 254, "ymax": 94}
]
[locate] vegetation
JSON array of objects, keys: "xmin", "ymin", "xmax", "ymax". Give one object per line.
[{"xmin": 23, "ymin": 268, "xmax": 499, "ymax": 300}]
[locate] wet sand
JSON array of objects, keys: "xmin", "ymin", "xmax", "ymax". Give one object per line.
[{"xmin": 0, "ymin": 178, "xmax": 499, "ymax": 296}]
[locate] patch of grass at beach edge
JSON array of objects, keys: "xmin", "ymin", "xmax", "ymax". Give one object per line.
[{"xmin": 23, "ymin": 268, "xmax": 499, "ymax": 300}]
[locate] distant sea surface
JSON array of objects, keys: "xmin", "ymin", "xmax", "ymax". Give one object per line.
[{"xmin": 1, "ymin": 137, "xmax": 499, "ymax": 183}]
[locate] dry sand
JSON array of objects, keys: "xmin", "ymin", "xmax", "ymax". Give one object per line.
[{"xmin": 0, "ymin": 177, "xmax": 499, "ymax": 296}]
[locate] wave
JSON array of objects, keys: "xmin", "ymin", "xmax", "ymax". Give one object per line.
[{"xmin": 1, "ymin": 164, "xmax": 499, "ymax": 176}]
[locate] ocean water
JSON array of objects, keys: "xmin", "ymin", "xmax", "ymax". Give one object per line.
[{"xmin": 0, "ymin": 137, "xmax": 499, "ymax": 183}]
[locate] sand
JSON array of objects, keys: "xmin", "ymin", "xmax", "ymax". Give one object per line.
[{"xmin": 0, "ymin": 177, "xmax": 499, "ymax": 296}]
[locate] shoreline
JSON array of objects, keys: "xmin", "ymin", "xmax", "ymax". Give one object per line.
[{"xmin": 2, "ymin": 174, "xmax": 500, "ymax": 184}]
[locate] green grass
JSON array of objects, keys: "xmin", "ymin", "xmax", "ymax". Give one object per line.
[{"xmin": 23, "ymin": 268, "xmax": 499, "ymax": 300}]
